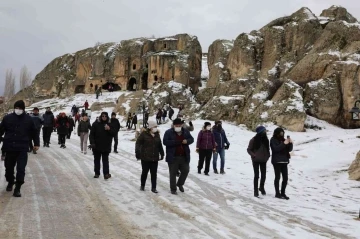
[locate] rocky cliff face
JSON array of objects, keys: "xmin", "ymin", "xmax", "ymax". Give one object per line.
[
  {"xmin": 200, "ymin": 5, "xmax": 360, "ymax": 131},
  {"xmin": 12, "ymin": 34, "xmax": 201, "ymax": 106}
]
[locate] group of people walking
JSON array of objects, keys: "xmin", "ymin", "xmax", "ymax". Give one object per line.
[{"xmin": 0, "ymin": 100, "xmax": 292, "ymax": 201}]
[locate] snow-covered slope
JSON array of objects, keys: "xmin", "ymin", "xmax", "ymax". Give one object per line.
[{"xmin": 15, "ymin": 93, "xmax": 360, "ymax": 238}]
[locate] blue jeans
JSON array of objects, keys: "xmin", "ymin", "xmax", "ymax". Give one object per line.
[{"xmin": 213, "ymin": 148, "xmax": 225, "ymax": 170}]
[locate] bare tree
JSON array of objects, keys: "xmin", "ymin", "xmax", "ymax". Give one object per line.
[
  {"xmin": 4, "ymin": 69, "xmax": 15, "ymax": 99},
  {"xmin": 19, "ymin": 65, "xmax": 32, "ymax": 90}
]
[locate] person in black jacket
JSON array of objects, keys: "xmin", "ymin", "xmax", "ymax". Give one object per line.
[
  {"xmin": 111, "ymin": 112, "xmax": 121, "ymax": 153},
  {"xmin": 135, "ymin": 120, "xmax": 164, "ymax": 193},
  {"xmin": 29, "ymin": 107, "xmax": 43, "ymax": 154},
  {"xmin": 168, "ymin": 106, "xmax": 174, "ymax": 120},
  {"xmin": 89, "ymin": 112, "xmax": 116, "ymax": 179},
  {"xmin": 67, "ymin": 116, "xmax": 75, "ymax": 139},
  {"xmin": 247, "ymin": 126, "xmax": 270, "ymax": 197},
  {"xmin": 42, "ymin": 107, "xmax": 55, "ymax": 147},
  {"xmin": 270, "ymin": 127, "xmax": 293, "ymax": 200},
  {"xmin": 56, "ymin": 113, "xmax": 69, "ymax": 148},
  {"xmin": 0, "ymin": 100, "xmax": 40, "ymax": 197},
  {"xmin": 131, "ymin": 113, "xmax": 137, "ymax": 130}
]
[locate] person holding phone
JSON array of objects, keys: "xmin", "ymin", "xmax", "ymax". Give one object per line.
[{"xmin": 270, "ymin": 127, "xmax": 293, "ymax": 200}]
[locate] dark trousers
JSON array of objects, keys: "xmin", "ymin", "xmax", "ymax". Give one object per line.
[
  {"xmin": 198, "ymin": 149, "xmax": 212, "ymax": 174},
  {"xmin": 156, "ymin": 117, "xmax": 161, "ymax": 124},
  {"xmin": 126, "ymin": 120, "xmax": 131, "ymax": 129},
  {"xmin": 67, "ymin": 130, "xmax": 73, "ymax": 139},
  {"xmin": 273, "ymin": 163, "xmax": 288, "ymax": 195},
  {"xmin": 43, "ymin": 126, "xmax": 52, "ymax": 144},
  {"xmin": 168, "ymin": 156, "xmax": 189, "ymax": 191},
  {"xmin": 29, "ymin": 129, "xmax": 41, "ymax": 150},
  {"xmin": 141, "ymin": 160, "xmax": 158, "ymax": 189},
  {"xmin": 94, "ymin": 150, "xmax": 110, "ymax": 175},
  {"xmin": 169, "ymin": 115, "xmax": 173, "ymax": 120},
  {"xmin": 59, "ymin": 134, "xmax": 66, "ymax": 145},
  {"xmin": 113, "ymin": 133, "xmax": 118, "ymax": 151},
  {"xmin": 252, "ymin": 162, "xmax": 267, "ymax": 191},
  {"xmin": 4, "ymin": 151, "xmax": 28, "ymax": 184}
]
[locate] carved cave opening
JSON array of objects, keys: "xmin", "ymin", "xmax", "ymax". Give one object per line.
[
  {"xmin": 75, "ymin": 85, "xmax": 85, "ymax": 94},
  {"xmin": 127, "ymin": 77, "xmax": 137, "ymax": 91}
]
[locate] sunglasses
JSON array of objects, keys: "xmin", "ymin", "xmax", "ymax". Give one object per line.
[{"xmin": 101, "ymin": 115, "xmax": 107, "ymax": 118}]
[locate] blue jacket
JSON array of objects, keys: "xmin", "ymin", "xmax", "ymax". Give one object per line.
[
  {"xmin": 0, "ymin": 112, "xmax": 40, "ymax": 152},
  {"xmin": 42, "ymin": 111, "xmax": 55, "ymax": 127},
  {"xmin": 30, "ymin": 113, "xmax": 43, "ymax": 130},
  {"xmin": 212, "ymin": 127, "xmax": 230, "ymax": 150},
  {"xmin": 163, "ymin": 128, "xmax": 194, "ymax": 163}
]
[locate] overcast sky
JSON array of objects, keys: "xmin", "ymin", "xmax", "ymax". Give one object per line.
[{"xmin": 1, "ymin": 0, "xmax": 360, "ymax": 94}]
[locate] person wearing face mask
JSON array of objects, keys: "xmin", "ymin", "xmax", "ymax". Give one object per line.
[
  {"xmin": 42, "ymin": 107, "xmax": 55, "ymax": 147},
  {"xmin": 29, "ymin": 107, "xmax": 44, "ymax": 154},
  {"xmin": 0, "ymin": 100, "xmax": 40, "ymax": 197},
  {"xmin": 135, "ymin": 120, "xmax": 164, "ymax": 193},
  {"xmin": 196, "ymin": 122, "xmax": 216, "ymax": 176},
  {"xmin": 270, "ymin": 127, "xmax": 293, "ymax": 200},
  {"xmin": 247, "ymin": 126, "xmax": 270, "ymax": 197},
  {"xmin": 89, "ymin": 112, "xmax": 116, "ymax": 179},
  {"xmin": 212, "ymin": 121, "xmax": 230, "ymax": 174},
  {"xmin": 163, "ymin": 118, "xmax": 194, "ymax": 195}
]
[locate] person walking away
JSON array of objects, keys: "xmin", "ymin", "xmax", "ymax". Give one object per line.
[
  {"xmin": 247, "ymin": 126, "xmax": 270, "ymax": 197},
  {"xmin": 212, "ymin": 121, "xmax": 230, "ymax": 174},
  {"xmin": 168, "ymin": 106, "xmax": 174, "ymax": 120},
  {"xmin": 29, "ymin": 107, "xmax": 43, "ymax": 154},
  {"xmin": 162, "ymin": 108, "xmax": 167, "ymax": 123},
  {"xmin": 144, "ymin": 111, "xmax": 149, "ymax": 128},
  {"xmin": 0, "ymin": 100, "xmax": 40, "ymax": 197},
  {"xmin": 196, "ymin": 122, "xmax": 216, "ymax": 176},
  {"xmin": 67, "ymin": 116, "xmax": 75, "ymax": 139},
  {"xmin": 163, "ymin": 118, "xmax": 194, "ymax": 195},
  {"xmin": 78, "ymin": 113, "xmax": 91, "ymax": 154},
  {"xmin": 56, "ymin": 113, "xmax": 69, "ymax": 148},
  {"xmin": 84, "ymin": 100, "xmax": 89, "ymax": 110},
  {"xmin": 131, "ymin": 113, "xmax": 137, "ymax": 130},
  {"xmin": 89, "ymin": 112, "xmax": 116, "ymax": 179},
  {"xmin": 270, "ymin": 127, "xmax": 293, "ymax": 200},
  {"xmin": 96, "ymin": 88, "xmax": 100, "ymax": 99},
  {"xmin": 156, "ymin": 109, "xmax": 162, "ymax": 125},
  {"xmin": 136, "ymin": 120, "xmax": 164, "ymax": 193},
  {"xmin": 111, "ymin": 112, "xmax": 121, "ymax": 153},
  {"xmin": 126, "ymin": 112, "xmax": 132, "ymax": 129}
]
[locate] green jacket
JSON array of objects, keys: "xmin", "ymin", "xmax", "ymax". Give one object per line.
[{"xmin": 135, "ymin": 130, "xmax": 164, "ymax": 161}]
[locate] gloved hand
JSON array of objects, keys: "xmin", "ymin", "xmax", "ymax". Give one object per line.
[
  {"xmin": 88, "ymin": 144, "xmax": 95, "ymax": 150},
  {"xmin": 224, "ymin": 144, "xmax": 230, "ymax": 150},
  {"xmin": 189, "ymin": 121, "xmax": 193, "ymax": 127}
]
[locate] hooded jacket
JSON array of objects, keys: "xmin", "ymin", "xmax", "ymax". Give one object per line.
[
  {"xmin": 212, "ymin": 125, "xmax": 230, "ymax": 150},
  {"xmin": 89, "ymin": 112, "xmax": 116, "ymax": 153}
]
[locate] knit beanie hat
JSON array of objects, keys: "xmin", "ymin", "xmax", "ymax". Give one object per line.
[
  {"xmin": 204, "ymin": 122, "xmax": 211, "ymax": 127},
  {"xmin": 256, "ymin": 126, "xmax": 266, "ymax": 134},
  {"xmin": 147, "ymin": 120, "xmax": 157, "ymax": 129},
  {"xmin": 111, "ymin": 112, "xmax": 116, "ymax": 116},
  {"xmin": 14, "ymin": 100, "xmax": 25, "ymax": 110}
]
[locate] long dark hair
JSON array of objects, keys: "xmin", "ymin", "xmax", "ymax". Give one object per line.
[
  {"xmin": 273, "ymin": 127, "xmax": 285, "ymax": 141},
  {"xmin": 253, "ymin": 132, "xmax": 269, "ymax": 151}
]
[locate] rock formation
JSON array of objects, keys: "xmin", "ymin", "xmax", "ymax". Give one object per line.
[
  {"xmin": 198, "ymin": 5, "xmax": 360, "ymax": 131},
  {"xmin": 349, "ymin": 151, "xmax": 360, "ymax": 181}
]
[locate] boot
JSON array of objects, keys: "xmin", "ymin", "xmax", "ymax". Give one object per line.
[
  {"xmin": 140, "ymin": 186, "xmax": 145, "ymax": 191},
  {"xmin": 6, "ymin": 182, "xmax": 14, "ymax": 192},
  {"xmin": 220, "ymin": 169, "xmax": 225, "ymax": 174},
  {"xmin": 198, "ymin": 169, "xmax": 201, "ymax": 174},
  {"xmin": 33, "ymin": 149, "xmax": 37, "ymax": 154},
  {"xmin": 13, "ymin": 183, "xmax": 22, "ymax": 197},
  {"xmin": 214, "ymin": 169, "xmax": 218, "ymax": 174},
  {"xmin": 104, "ymin": 174, "xmax": 112, "ymax": 180},
  {"xmin": 259, "ymin": 188, "xmax": 266, "ymax": 195},
  {"xmin": 114, "ymin": 150, "xmax": 118, "ymax": 153},
  {"xmin": 254, "ymin": 189, "xmax": 259, "ymax": 198},
  {"xmin": 281, "ymin": 193, "xmax": 290, "ymax": 200},
  {"xmin": 94, "ymin": 175, "xmax": 100, "ymax": 178},
  {"xmin": 151, "ymin": 188, "xmax": 158, "ymax": 193},
  {"xmin": 275, "ymin": 193, "xmax": 282, "ymax": 199}
]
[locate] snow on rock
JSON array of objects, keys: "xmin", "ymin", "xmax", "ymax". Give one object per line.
[
  {"xmin": 303, "ymin": 7, "xmax": 317, "ymax": 21},
  {"xmin": 272, "ymin": 26, "xmax": 284, "ymax": 31},
  {"xmin": 201, "ymin": 55, "xmax": 209, "ymax": 79},
  {"xmin": 319, "ymin": 50, "xmax": 341, "ymax": 59},
  {"xmin": 252, "ymin": 91, "xmax": 269, "ymax": 100},
  {"xmin": 215, "ymin": 62, "xmax": 224, "ymax": 68},
  {"xmin": 260, "ymin": 111, "xmax": 268, "ymax": 119}
]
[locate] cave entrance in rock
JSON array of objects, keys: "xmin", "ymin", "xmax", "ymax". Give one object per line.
[
  {"xmin": 141, "ymin": 73, "xmax": 148, "ymax": 90},
  {"xmin": 128, "ymin": 77, "xmax": 137, "ymax": 91},
  {"xmin": 75, "ymin": 85, "xmax": 85, "ymax": 94},
  {"xmin": 102, "ymin": 82, "xmax": 121, "ymax": 92}
]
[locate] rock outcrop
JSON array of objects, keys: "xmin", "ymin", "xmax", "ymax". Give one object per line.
[
  {"xmin": 197, "ymin": 5, "xmax": 360, "ymax": 131},
  {"xmin": 16, "ymin": 34, "xmax": 201, "ymax": 104},
  {"xmin": 349, "ymin": 151, "xmax": 360, "ymax": 181}
]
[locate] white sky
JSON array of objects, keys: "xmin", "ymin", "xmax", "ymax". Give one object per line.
[{"xmin": 1, "ymin": 0, "xmax": 359, "ymax": 94}]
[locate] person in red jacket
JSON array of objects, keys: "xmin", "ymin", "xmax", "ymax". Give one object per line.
[{"xmin": 84, "ymin": 100, "xmax": 89, "ymax": 110}]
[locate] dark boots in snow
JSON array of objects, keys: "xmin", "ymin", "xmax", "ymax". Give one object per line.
[
  {"xmin": 214, "ymin": 169, "xmax": 218, "ymax": 174},
  {"xmin": 104, "ymin": 174, "xmax": 112, "ymax": 180},
  {"xmin": 151, "ymin": 188, "xmax": 158, "ymax": 193},
  {"xmin": 259, "ymin": 188, "xmax": 266, "ymax": 195},
  {"xmin": 140, "ymin": 186, "xmax": 145, "ymax": 191},
  {"xmin": 13, "ymin": 183, "xmax": 22, "ymax": 197},
  {"xmin": 6, "ymin": 182, "xmax": 14, "ymax": 192}
]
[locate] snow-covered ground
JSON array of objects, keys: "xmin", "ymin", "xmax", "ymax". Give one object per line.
[{"xmin": 4, "ymin": 92, "xmax": 360, "ymax": 238}]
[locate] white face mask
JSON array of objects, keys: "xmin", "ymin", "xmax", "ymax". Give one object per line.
[
  {"xmin": 174, "ymin": 127, "xmax": 182, "ymax": 132},
  {"xmin": 151, "ymin": 128, "xmax": 158, "ymax": 133},
  {"xmin": 15, "ymin": 109, "xmax": 23, "ymax": 115},
  {"xmin": 206, "ymin": 126, "xmax": 211, "ymax": 130}
]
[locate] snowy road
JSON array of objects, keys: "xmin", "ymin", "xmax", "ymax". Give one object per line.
[{"xmin": 0, "ymin": 128, "xmax": 358, "ymax": 239}]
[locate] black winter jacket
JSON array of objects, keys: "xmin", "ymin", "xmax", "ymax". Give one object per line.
[
  {"xmin": 135, "ymin": 130, "xmax": 164, "ymax": 161},
  {"xmin": 89, "ymin": 118, "xmax": 116, "ymax": 153},
  {"xmin": 270, "ymin": 137, "xmax": 293, "ymax": 164},
  {"xmin": 111, "ymin": 118, "xmax": 121, "ymax": 132},
  {"xmin": 77, "ymin": 120, "xmax": 91, "ymax": 134},
  {"xmin": 56, "ymin": 117, "xmax": 69, "ymax": 135},
  {"xmin": 43, "ymin": 111, "xmax": 55, "ymax": 127},
  {"xmin": 0, "ymin": 112, "xmax": 40, "ymax": 152}
]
